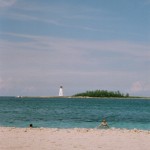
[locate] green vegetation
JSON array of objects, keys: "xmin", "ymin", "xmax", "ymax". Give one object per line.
[{"xmin": 73, "ymin": 90, "xmax": 129, "ymax": 98}]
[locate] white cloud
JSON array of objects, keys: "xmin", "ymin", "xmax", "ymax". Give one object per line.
[
  {"xmin": 0, "ymin": 32, "xmax": 150, "ymax": 96},
  {"xmin": 130, "ymin": 81, "xmax": 150, "ymax": 95},
  {"xmin": 0, "ymin": 32, "xmax": 150, "ymax": 70},
  {"xmin": 0, "ymin": 77, "xmax": 13, "ymax": 90},
  {"xmin": 1, "ymin": 12, "xmax": 63, "ymax": 27},
  {"xmin": 131, "ymin": 81, "xmax": 143, "ymax": 92},
  {"xmin": 1, "ymin": 32, "xmax": 150, "ymax": 54},
  {"xmin": 0, "ymin": 0, "xmax": 16, "ymax": 8},
  {"xmin": 0, "ymin": 1, "xmax": 123, "ymax": 33}
]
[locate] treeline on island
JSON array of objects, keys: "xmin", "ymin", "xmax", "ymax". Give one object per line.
[{"xmin": 73, "ymin": 90, "xmax": 129, "ymax": 98}]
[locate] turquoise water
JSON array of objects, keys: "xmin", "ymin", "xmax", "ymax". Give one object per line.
[{"xmin": 0, "ymin": 97, "xmax": 150, "ymax": 130}]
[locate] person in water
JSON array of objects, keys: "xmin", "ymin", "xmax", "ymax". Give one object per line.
[
  {"xmin": 98, "ymin": 119, "xmax": 109, "ymax": 128},
  {"xmin": 29, "ymin": 124, "xmax": 33, "ymax": 128}
]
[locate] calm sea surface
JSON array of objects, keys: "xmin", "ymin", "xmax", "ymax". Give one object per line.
[{"xmin": 0, "ymin": 97, "xmax": 150, "ymax": 130}]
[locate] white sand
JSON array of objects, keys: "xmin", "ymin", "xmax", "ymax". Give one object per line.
[{"xmin": 0, "ymin": 127, "xmax": 150, "ymax": 150}]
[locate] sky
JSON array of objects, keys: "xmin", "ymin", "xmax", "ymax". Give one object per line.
[{"xmin": 0, "ymin": 0, "xmax": 150, "ymax": 97}]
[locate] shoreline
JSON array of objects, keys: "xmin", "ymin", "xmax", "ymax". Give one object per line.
[
  {"xmin": 1, "ymin": 96, "xmax": 150, "ymax": 99},
  {"xmin": 1, "ymin": 127, "xmax": 150, "ymax": 150},
  {"xmin": 0, "ymin": 126, "xmax": 150, "ymax": 131},
  {"xmin": 1, "ymin": 126, "xmax": 150, "ymax": 132}
]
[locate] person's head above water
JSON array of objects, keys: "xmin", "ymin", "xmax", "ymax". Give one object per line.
[{"xmin": 29, "ymin": 124, "xmax": 33, "ymax": 127}]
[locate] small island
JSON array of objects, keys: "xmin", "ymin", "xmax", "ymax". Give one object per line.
[{"xmin": 73, "ymin": 90, "xmax": 129, "ymax": 98}]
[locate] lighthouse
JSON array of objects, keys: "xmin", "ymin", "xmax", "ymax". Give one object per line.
[{"xmin": 59, "ymin": 86, "xmax": 63, "ymax": 96}]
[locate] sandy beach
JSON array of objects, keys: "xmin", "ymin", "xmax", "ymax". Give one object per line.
[{"xmin": 0, "ymin": 127, "xmax": 150, "ymax": 150}]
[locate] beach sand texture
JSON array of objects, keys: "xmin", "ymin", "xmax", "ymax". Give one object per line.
[{"xmin": 0, "ymin": 127, "xmax": 150, "ymax": 150}]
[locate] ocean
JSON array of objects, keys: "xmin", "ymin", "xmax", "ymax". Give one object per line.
[{"xmin": 0, "ymin": 97, "xmax": 150, "ymax": 130}]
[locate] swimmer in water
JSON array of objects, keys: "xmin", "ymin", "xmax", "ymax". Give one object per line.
[{"xmin": 98, "ymin": 119, "xmax": 109, "ymax": 128}]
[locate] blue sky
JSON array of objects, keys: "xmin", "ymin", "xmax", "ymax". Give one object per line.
[{"xmin": 0, "ymin": 0, "xmax": 150, "ymax": 96}]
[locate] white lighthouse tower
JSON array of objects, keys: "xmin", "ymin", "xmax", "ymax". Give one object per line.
[{"xmin": 59, "ymin": 86, "xmax": 63, "ymax": 96}]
